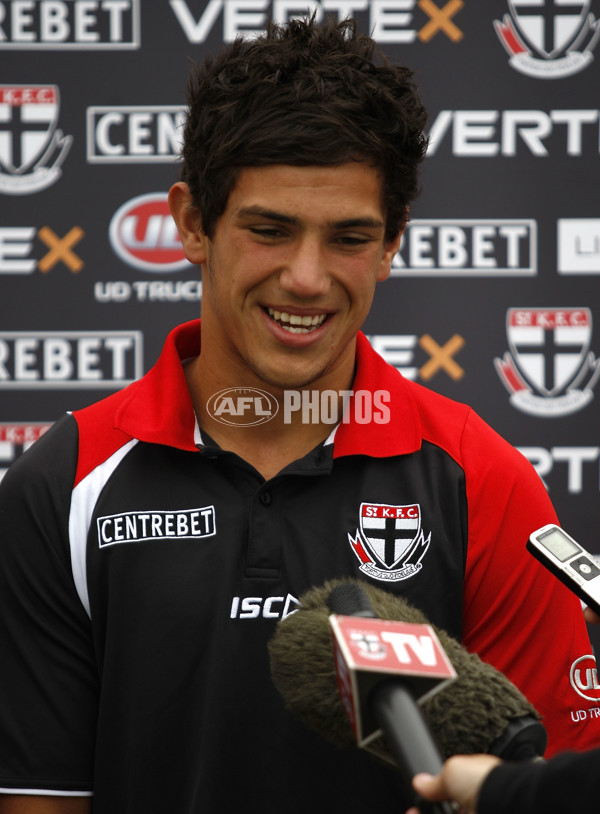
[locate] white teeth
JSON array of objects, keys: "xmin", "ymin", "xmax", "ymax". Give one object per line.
[{"xmin": 267, "ymin": 308, "xmax": 326, "ymax": 332}]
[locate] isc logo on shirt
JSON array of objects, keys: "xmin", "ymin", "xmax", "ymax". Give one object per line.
[{"xmin": 229, "ymin": 594, "xmax": 300, "ymax": 621}]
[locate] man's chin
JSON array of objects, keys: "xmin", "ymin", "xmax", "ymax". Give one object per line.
[
  {"xmin": 258, "ymin": 376, "xmax": 326, "ymax": 393},
  {"xmin": 245, "ymin": 343, "xmax": 352, "ymax": 392}
]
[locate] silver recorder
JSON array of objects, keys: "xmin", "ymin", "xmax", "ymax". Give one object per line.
[{"xmin": 527, "ymin": 524, "xmax": 600, "ymax": 616}]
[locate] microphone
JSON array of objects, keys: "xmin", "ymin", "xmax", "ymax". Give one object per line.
[
  {"xmin": 327, "ymin": 581, "xmax": 457, "ymax": 814},
  {"xmin": 268, "ymin": 578, "xmax": 546, "ymax": 766}
]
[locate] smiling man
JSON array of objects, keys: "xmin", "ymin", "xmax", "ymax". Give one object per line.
[
  {"xmin": 1, "ymin": 16, "xmax": 599, "ymax": 814},
  {"xmin": 171, "ymin": 161, "xmax": 400, "ymax": 478}
]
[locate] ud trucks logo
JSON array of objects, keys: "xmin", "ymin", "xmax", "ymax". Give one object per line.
[
  {"xmin": 0, "ymin": 85, "xmax": 72, "ymax": 194},
  {"xmin": 109, "ymin": 192, "xmax": 192, "ymax": 272},
  {"xmin": 570, "ymin": 654, "xmax": 600, "ymax": 702},
  {"xmin": 494, "ymin": 1, "xmax": 600, "ymax": 78},
  {"xmin": 348, "ymin": 503, "xmax": 431, "ymax": 583},
  {"xmin": 495, "ymin": 308, "xmax": 600, "ymax": 417}
]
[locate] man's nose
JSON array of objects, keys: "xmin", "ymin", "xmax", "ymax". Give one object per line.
[{"xmin": 278, "ymin": 238, "xmax": 331, "ymax": 298}]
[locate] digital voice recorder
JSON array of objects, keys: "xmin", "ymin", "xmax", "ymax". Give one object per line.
[{"xmin": 528, "ymin": 523, "xmax": 600, "ymax": 616}]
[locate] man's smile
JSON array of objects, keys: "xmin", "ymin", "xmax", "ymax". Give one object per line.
[{"xmin": 266, "ymin": 307, "xmax": 328, "ymax": 334}]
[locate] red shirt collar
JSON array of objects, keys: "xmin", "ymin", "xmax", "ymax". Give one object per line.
[
  {"xmin": 332, "ymin": 331, "xmax": 422, "ymax": 458},
  {"xmin": 115, "ymin": 320, "xmax": 422, "ymax": 458},
  {"xmin": 115, "ymin": 319, "xmax": 201, "ymax": 451}
]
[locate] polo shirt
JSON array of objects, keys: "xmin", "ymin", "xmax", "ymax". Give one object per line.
[{"xmin": 0, "ymin": 319, "xmax": 598, "ymax": 812}]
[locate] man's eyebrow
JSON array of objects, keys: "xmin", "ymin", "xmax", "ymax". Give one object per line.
[
  {"xmin": 237, "ymin": 206, "xmax": 299, "ymax": 225},
  {"xmin": 236, "ymin": 206, "xmax": 384, "ymax": 230},
  {"xmin": 333, "ymin": 217, "xmax": 385, "ymax": 230}
]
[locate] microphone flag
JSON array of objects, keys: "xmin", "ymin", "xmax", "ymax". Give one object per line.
[{"xmin": 330, "ymin": 613, "xmax": 457, "ymax": 748}]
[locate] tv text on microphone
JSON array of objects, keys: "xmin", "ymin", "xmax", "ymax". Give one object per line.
[
  {"xmin": 329, "ymin": 611, "xmax": 456, "ymax": 750},
  {"xmin": 268, "ymin": 578, "xmax": 547, "ymax": 800},
  {"xmin": 326, "ymin": 581, "xmax": 458, "ymax": 814}
]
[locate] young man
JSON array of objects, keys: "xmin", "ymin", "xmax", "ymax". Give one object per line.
[{"xmin": 0, "ymin": 17, "xmax": 598, "ymax": 814}]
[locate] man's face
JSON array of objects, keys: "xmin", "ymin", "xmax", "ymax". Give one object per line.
[{"xmin": 196, "ymin": 162, "xmax": 401, "ymax": 391}]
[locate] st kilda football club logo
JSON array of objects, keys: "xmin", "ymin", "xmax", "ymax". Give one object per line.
[
  {"xmin": 348, "ymin": 503, "xmax": 431, "ymax": 583},
  {"xmin": 495, "ymin": 308, "xmax": 600, "ymax": 417},
  {"xmin": 0, "ymin": 86, "xmax": 72, "ymax": 195},
  {"xmin": 494, "ymin": 1, "xmax": 600, "ymax": 79}
]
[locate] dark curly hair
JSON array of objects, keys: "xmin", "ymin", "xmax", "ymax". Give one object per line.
[{"xmin": 179, "ymin": 16, "xmax": 428, "ymax": 242}]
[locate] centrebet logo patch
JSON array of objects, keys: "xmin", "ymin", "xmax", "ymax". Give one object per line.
[
  {"xmin": 495, "ymin": 308, "xmax": 600, "ymax": 417},
  {"xmin": 348, "ymin": 502, "xmax": 431, "ymax": 583},
  {"xmin": 494, "ymin": 1, "xmax": 600, "ymax": 79},
  {"xmin": 109, "ymin": 192, "xmax": 192, "ymax": 272},
  {"xmin": 0, "ymin": 85, "xmax": 72, "ymax": 195}
]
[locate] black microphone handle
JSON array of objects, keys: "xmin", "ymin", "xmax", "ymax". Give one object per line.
[
  {"xmin": 328, "ymin": 583, "xmax": 456, "ymax": 814},
  {"xmin": 372, "ymin": 680, "xmax": 456, "ymax": 814}
]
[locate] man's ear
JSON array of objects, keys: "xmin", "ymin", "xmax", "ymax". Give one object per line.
[
  {"xmin": 377, "ymin": 208, "xmax": 408, "ymax": 282},
  {"xmin": 168, "ymin": 182, "xmax": 208, "ymax": 265},
  {"xmin": 377, "ymin": 229, "xmax": 403, "ymax": 282}
]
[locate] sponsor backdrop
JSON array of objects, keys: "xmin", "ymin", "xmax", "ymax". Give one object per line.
[{"xmin": 1, "ymin": 1, "xmax": 599, "ymax": 648}]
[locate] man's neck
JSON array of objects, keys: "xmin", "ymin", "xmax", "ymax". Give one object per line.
[{"xmin": 183, "ymin": 355, "xmax": 353, "ymax": 480}]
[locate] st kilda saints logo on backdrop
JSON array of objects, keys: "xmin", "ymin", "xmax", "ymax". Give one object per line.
[
  {"xmin": 0, "ymin": 86, "xmax": 72, "ymax": 195},
  {"xmin": 494, "ymin": 1, "xmax": 600, "ymax": 79},
  {"xmin": 495, "ymin": 308, "xmax": 600, "ymax": 417},
  {"xmin": 348, "ymin": 503, "xmax": 431, "ymax": 583},
  {"xmin": 0, "ymin": 423, "xmax": 52, "ymax": 483}
]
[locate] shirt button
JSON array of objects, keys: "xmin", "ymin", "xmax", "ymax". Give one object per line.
[{"xmin": 259, "ymin": 490, "xmax": 272, "ymax": 506}]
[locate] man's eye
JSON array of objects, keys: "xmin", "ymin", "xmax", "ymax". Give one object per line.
[
  {"xmin": 250, "ymin": 226, "xmax": 285, "ymax": 238},
  {"xmin": 337, "ymin": 235, "xmax": 371, "ymax": 246}
]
